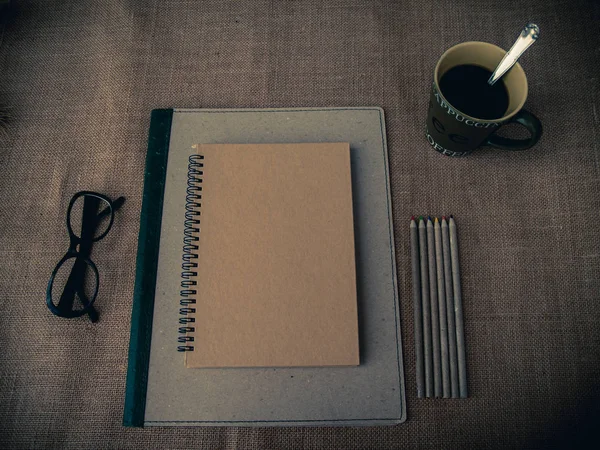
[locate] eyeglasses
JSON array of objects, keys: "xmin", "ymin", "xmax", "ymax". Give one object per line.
[{"xmin": 46, "ymin": 191, "xmax": 125, "ymax": 322}]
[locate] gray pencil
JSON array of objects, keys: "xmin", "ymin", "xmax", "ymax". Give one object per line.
[
  {"xmin": 449, "ymin": 216, "xmax": 468, "ymax": 398},
  {"xmin": 434, "ymin": 217, "xmax": 451, "ymax": 398},
  {"xmin": 410, "ymin": 217, "xmax": 424, "ymax": 398},
  {"xmin": 442, "ymin": 217, "xmax": 459, "ymax": 397},
  {"xmin": 427, "ymin": 217, "xmax": 442, "ymax": 398},
  {"xmin": 418, "ymin": 217, "xmax": 433, "ymax": 397}
]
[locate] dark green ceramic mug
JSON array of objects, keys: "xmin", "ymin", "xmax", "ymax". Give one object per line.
[{"xmin": 426, "ymin": 41, "xmax": 542, "ymax": 157}]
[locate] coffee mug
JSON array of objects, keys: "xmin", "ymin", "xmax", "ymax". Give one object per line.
[{"xmin": 426, "ymin": 41, "xmax": 542, "ymax": 157}]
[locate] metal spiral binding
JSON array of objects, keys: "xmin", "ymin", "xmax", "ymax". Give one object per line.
[{"xmin": 178, "ymin": 154, "xmax": 204, "ymax": 352}]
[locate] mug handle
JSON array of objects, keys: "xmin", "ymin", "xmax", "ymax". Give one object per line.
[{"xmin": 486, "ymin": 109, "xmax": 543, "ymax": 151}]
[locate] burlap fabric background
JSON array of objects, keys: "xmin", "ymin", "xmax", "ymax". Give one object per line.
[{"xmin": 1, "ymin": 1, "xmax": 598, "ymax": 448}]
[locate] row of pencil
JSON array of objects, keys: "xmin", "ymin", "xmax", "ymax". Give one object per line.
[{"xmin": 410, "ymin": 215, "xmax": 467, "ymax": 398}]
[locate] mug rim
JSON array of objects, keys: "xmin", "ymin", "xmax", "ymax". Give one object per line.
[{"xmin": 434, "ymin": 41, "xmax": 529, "ymax": 123}]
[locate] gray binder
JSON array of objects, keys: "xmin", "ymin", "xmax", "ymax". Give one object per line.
[{"xmin": 124, "ymin": 107, "xmax": 406, "ymax": 426}]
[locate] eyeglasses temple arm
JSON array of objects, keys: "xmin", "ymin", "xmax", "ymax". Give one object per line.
[{"xmin": 97, "ymin": 196, "xmax": 126, "ymax": 220}]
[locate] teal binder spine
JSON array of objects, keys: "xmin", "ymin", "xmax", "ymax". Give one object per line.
[{"xmin": 123, "ymin": 109, "xmax": 173, "ymax": 427}]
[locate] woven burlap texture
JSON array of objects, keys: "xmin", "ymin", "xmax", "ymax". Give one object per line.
[{"xmin": 0, "ymin": 0, "xmax": 599, "ymax": 448}]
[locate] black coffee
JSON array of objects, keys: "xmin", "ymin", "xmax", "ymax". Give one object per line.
[{"xmin": 439, "ymin": 64, "xmax": 509, "ymax": 120}]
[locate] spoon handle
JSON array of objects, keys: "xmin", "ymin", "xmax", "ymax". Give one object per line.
[{"xmin": 488, "ymin": 23, "xmax": 539, "ymax": 86}]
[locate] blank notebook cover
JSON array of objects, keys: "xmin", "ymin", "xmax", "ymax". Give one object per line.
[{"xmin": 185, "ymin": 143, "xmax": 359, "ymax": 368}]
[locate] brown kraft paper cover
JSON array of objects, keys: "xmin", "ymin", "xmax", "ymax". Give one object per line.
[{"xmin": 185, "ymin": 143, "xmax": 359, "ymax": 368}]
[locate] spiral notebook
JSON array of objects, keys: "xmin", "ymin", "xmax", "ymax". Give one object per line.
[
  {"xmin": 182, "ymin": 143, "xmax": 359, "ymax": 368},
  {"xmin": 124, "ymin": 108, "xmax": 405, "ymax": 427}
]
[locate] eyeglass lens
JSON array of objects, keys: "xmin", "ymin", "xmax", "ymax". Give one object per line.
[
  {"xmin": 52, "ymin": 255, "xmax": 99, "ymax": 315},
  {"xmin": 68, "ymin": 195, "xmax": 113, "ymax": 241}
]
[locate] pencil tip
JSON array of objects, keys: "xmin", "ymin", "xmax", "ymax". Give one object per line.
[
  {"xmin": 427, "ymin": 216, "xmax": 431, "ymax": 221},
  {"xmin": 442, "ymin": 215, "xmax": 446, "ymax": 220},
  {"xmin": 434, "ymin": 217, "xmax": 439, "ymax": 223},
  {"xmin": 411, "ymin": 215, "xmax": 415, "ymax": 221},
  {"xmin": 419, "ymin": 216, "xmax": 423, "ymax": 221},
  {"xmin": 450, "ymin": 214, "xmax": 454, "ymax": 219}
]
